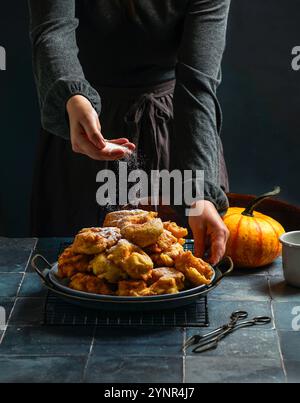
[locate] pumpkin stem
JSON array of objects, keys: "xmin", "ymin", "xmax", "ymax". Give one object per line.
[{"xmin": 242, "ymin": 186, "xmax": 281, "ymax": 217}]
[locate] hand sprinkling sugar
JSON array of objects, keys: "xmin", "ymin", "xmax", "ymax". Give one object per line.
[{"xmin": 104, "ymin": 140, "xmax": 133, "ymax": 158}]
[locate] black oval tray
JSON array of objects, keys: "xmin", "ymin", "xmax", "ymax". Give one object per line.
[{"xmin": 32, "ymin": 254, "xmax": 233, "ymax": 312}]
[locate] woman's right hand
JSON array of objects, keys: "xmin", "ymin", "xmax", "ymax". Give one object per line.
[{"xmin": 66, "ymin": 95, "xmax": 135, "ymax": 160}]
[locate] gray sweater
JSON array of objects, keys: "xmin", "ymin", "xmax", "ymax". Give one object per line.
[{"xmin": 28, "ymin": 0, "xmax": 231, "ymax": 212}]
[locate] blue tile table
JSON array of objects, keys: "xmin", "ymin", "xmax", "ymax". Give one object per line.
[{"xmin": 0, "ymin": 237, "xmax": 299, "ymax": 383}]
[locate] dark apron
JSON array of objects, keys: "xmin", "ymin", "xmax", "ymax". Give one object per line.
[{"xmin": 31, "ymin": 80, "xmax": 229, "ymax": 237}]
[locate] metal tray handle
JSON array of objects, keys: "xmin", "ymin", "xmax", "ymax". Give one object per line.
[
  {"xmin": 210, "ymin": 256, "xmax": 234, "ymax": 288},
  {"xmin": 31, "ymin": 254, "xmax": 53, "ymax": 284}
]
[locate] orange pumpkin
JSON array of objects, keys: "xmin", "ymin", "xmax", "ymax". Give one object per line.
[{"xmin": 223, "ymin": 187, "xmax": 285, "ymax": 268}]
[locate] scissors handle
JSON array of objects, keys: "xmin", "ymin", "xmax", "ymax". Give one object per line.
[
  {"xmin": 253, "ymin": 316, "xmax": 272, "ymax": 324},
  {"xmin": 234, "ymin": 317, "xmax": 272, "ymax": 329},
  {"xmin": 193, "ymin": 311, "xmax": 248, "ymax": 343}
]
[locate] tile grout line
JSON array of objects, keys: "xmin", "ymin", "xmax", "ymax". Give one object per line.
[
  {"xmin": 182, "ymin": 328, "xmax": 186, "ymax": 383},
  {"xmin": 0, "ymin": 353, "xmax": 89, "ymax": 358},
  {"xmin": 82, "ymin": 326, "xmax": 97, "ymax": 382},
  {"xmin": 266, "ymin": 274, "xmax": 276, "ymax": 329},
  {"xmin": 270, "ymin": 299, "xmax": 288, "ymax": 383},
  {"xmin": 0, "ymin": 239, "xmax": 38, "ymax": 344},
  {"xmin": 182, "ymin": 355, "xmax": 185, "ymax": 384},
  {"xmin": 267, "ymin": 276, "xmax": 288, "ymax": 383}
]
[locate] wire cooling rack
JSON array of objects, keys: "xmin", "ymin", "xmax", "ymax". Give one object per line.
[{"xmin": 43, "ymin": 293, "xmax": 208, "ymax": 328}]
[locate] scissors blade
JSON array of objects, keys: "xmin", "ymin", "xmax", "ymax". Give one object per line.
[
  {"xmin": 195, "ymin": 325, "xmax": 228, "ymax": 341},
  {"xmin": 193, "ymin": 325, "xmax": 234, "ymax": 351},
  {"xmin": 182, "ymin": 335, "xmax": 201, "ymax": 351},
  {"xmin": 183, "ymin": 325, "xmax": 229, "ymax": 351},
  {"xmin": 192, "ymin": 338, "xmax": 219, "ymax": 354}
]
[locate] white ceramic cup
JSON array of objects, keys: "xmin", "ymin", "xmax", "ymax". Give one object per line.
[{"xmin": 279, "ymin": 231, "xmax": 300, "ymax": 288}]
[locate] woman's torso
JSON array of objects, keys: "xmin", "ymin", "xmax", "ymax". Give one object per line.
[{"xmin": 76, "ymin": 0, "xmax": 188, "ymax": 87}]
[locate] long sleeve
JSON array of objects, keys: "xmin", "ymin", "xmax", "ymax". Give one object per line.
[
  {"xmin": 28, "ymin": 0, "xmax": 101, "ymax": 139},
  {"xmin": 171, "ymin": 0, "xmax": 231, "ymax": 213}
]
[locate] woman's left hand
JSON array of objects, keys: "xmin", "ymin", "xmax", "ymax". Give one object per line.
[{"xmin": 188, "ymin": 200, "xmax": 229, "ymax": 265}]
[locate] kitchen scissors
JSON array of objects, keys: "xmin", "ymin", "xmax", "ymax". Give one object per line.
[{"xmin": 183, "ymin": 311, "xmax": 271, "ymax": 353}]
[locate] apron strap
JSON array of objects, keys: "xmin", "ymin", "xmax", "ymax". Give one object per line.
[{"xmin": 123, "ymin": 81, "xmax": 175, "ymax": 171}]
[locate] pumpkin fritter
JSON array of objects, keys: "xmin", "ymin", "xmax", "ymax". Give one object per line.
[
  {"xmin": 148, "ymin": 277, "xmax": 179, "ymax": 295},
  {"xmin": 163, "ymin": 221, "xmax": 188, "ymax": 239},
  {"xmin": 121, "ymin": 217, "xmax": 163, "ymax": 248},
  {"xmin": 89, "ymin": 253, "xmax": 128, "ymax": 283},
  {"xmin": 103, "ymin": 209, "xmax": 151, "ymax": 227},
  {"xmin": 72, "ymin": 227, "xmax": 121, "ymax": 255},
  {"xmin": 117, "ymin": 280, "xmax": 150, "ymax": 297},
  {"xmin": 175, "ymin": 251, "xmax": 213, "ymax": 286},
  {"xmin": 104, "ymin": 210, "xmax": 163, "ymax": 248},
  {"xmin": 57, "ymin": 246, "xmax": 92, "ymax": 279},
  {"xmin": 69, "ymin": 273, "xmax": 114, "ymax": 295},
  {"xmin": 150, "ymin": 242, "xmax": 184, "ymax": 267},
  {"xmin": 118, "ymin": 277, "xmax": 180, "ymax": 297},
  {"xmin": 146, "ymin": 230, "xmax": 177, "ymax": 254},
  {"xmin": 107, "ymin": 239, "xmax": 153, "ymax": 281},
  {"xmin": 151, "ymin": 267, "xmax": 185, "ymax": 290},
  {"xmin": 184, "ymin": 267, "xmax": 212, "ymax": 286}
]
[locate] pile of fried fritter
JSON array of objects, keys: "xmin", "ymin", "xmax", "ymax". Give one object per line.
[{"xmin": 57, "ymin": 210, "xmax": 213, "ymax": 296}]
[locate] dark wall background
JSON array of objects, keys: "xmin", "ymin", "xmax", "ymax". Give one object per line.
[
  {"xmin": 220, "ymin": 0, "xmax": 300, "ymax": 207},
  {"xmin": 0, "ymin": 2, "xmax": 39, "ymax": 236},
  {"xmin": 0, "ymin": 0, "xmax": 299, "ymax": 237}
]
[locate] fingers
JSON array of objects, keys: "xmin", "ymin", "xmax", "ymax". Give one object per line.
[
  {"xmin": 192, "ymin": 225, "xmax": 207, "ymax": 258},
  {"xmin": 189, "ymin": 200, "xmax": 230, "ymax": 265},
  {"xmin": 67, "ymin": 94, "xmax": 105, "ymax": 149},
  {"xmin": 109, "ymin": 138, "xmax": 130, "ymax": 144},
  {"xmin": 124, "ymin": 142, "xmax": 136, "ymax": 151},
  {"xmin": 71, "ymin": 124, "xmax": 125, "ymax": 161},
  {"xmin": 80, "ymin": 114, "xmax": 106, "ymax": 149},
  {"xmin": 67, "ymin": 95, "xmax": 137, "ymax": 160},
  {"xmin": 209, "ymin": 226, "xmax": 229, "ymax": 265},
  {"xmin": 102, "ymin": 144, "xmax": 127, "ymax": 160},
  {"xmin": 84, "ymin": 141, "xmax": 125, "ymax": 161},
  {"xmin": 73, "ymin": 136, "xmax": 134, "ymax": 161},
  {"xmin": 67, "ymin": 95, "xmax": 129, "ymax": 158},
  {"xmin": 108, "ymin": 138, "xmax": 136, "ymax": 151},
  {"xmin": 73, "ymin": 132, "xmax": 106, "ymax": 160}
]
